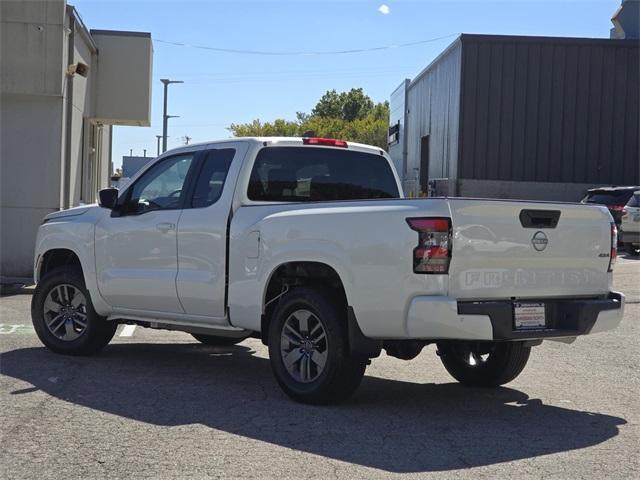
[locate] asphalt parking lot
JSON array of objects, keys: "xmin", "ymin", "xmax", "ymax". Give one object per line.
[{"xmin": 1, "ymin": 254, "xmax": 638, "ymax": 479}]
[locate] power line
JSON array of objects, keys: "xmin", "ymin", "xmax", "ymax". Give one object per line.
[
  {"xmin": 154, "ymin": 33, "xmax": 458, "ymax": 56},
  {"xmin": 184, "ymin": 70, "xmax": 416, "ymax": 85},
  {"xmin": 178, "ymin": 65, "xmax": 419, "ymax": 79}
]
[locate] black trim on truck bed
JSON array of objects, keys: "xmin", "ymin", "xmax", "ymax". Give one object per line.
[{"xmin": 458, "ymin": 293, "xmax": 622, "ymax": 340}]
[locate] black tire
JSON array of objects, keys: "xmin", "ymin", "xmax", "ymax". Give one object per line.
[
  {"xmin": 191, "ymin": 333, "xmax": 250, "ymax": 346},
  {"xmin": 267, "ymin": 287, "xmax": 367, "ymax": 405},
  {"xmin": 626, "ymin": 243, "xmax": 640, "ymax": 255},
  {"xmin": 31, "ymin": 268, "xmax": 117, "ymax": 355},
  {"xmin": 437, "ymin": 341, "xmax": 531, "ymax": 387}
]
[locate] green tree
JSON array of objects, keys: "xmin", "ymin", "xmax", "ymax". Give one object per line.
[
  {"xmin": 227, "ymin": 88, "xmax": 390, "ymax": 150},
  {"xmin": 339, "ymin": 88, "xmax": 374, "ymax": 121},
  {"xmin": 311, "ymin": 89, "xmax": 343, "ymax": 119},
  {"xmin": 311, "ymin": 88, "xmax": 374, "ymax": 121},
  {"xmin": 228, "ymin": 118, "xmax": 300, "ymax": 137}
]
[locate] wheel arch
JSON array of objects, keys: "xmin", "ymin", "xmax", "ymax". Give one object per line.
[
  {"xmin": 35, "ymin": 247, "xmax": 113, "ymax": 315},
  {"xmin": 37, "ymin": 248, "xmax": 84, "ymax": 282},
  {"xmin": 262, "ymin": 261, "xmax": 348, "ymax": 314},
  {"xmin": 260, "ymin": 261, "xmax": 380, "ymax": 358}
]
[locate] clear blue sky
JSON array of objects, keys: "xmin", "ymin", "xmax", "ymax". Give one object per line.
[{"xmin": 72, "ymin": 0, "xmax": 622, "ymax": 168}]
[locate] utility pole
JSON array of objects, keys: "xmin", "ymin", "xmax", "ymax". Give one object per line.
[
  {"xmin": 161, "ymin": 78, "xmax": 184, "ymax": 153},
  {"xmin": 156, "ymin": 135, "xmax": 162, "ymax": 156}
]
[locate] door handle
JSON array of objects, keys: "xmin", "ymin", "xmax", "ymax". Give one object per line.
[{"xmin": 156, "ymin": 222, "xmax": 176, "ymax": 233}]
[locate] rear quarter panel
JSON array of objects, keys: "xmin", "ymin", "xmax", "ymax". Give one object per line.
[{"xmin": 228, "ymin": 199, "xmax": 450, "ymax": 337}]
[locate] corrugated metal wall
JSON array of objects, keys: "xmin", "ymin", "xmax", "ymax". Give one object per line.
[
  {"xmin": 405, "ymin": 40, "xmax": 462, "ymax": 195},
  {"xmin": 458, "ymin": 35, "xmax": 640, "ymax": 185},
  {"xmin": 388, "ymin": 79, "xmax": 409, "ymax": 180}
]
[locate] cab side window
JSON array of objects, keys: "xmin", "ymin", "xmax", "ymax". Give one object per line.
[
  {"xmin": 190, "ymin": 149, "xmax": 235, "ymax": 208},
  {"xmin": 124, "ymin": 154, "xmax": 194, "ymax": 214}
]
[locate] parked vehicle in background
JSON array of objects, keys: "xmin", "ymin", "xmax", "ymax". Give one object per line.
[
  {"xmin": 620, "ymin": 191, "xmax": 640, "ymax": 255},
  {"xmin": 31, "ymin": 137, "xmax": 625, "ymax": 404},
  {"xmin": 581, "ymin": 186, "xmax": 640, "ymax": 227}
]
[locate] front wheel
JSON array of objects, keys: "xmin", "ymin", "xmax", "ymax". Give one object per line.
[
  {"xmin": 268, "ymin": 288, "xmax": 367, "ymax": 405},
  {"xmin": 31, "ymin": 268, "xmax": 117, "ymax": 355},
  {"xmin": 437, "ymin": 341, "xmax": 531, "ymax": 387}
]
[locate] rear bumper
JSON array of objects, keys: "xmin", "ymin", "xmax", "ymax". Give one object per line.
[
  {"xmin": 404, "ymin": 292, "xmax": 624, "ymax": 341},
  {"xmin": 458, "ymin": 292, "xmax": 624, "ymax": 340}
]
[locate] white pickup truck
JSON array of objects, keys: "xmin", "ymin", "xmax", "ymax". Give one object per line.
[{"xmin": 32, "ymin": 137, "xmax": 624, "ymax": 404}]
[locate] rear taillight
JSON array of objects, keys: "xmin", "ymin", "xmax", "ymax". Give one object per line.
[
  {"xmin": 406, "ymin": 217, "xmax": 451, "ymax": 274},
  {"xmin": 302, "ymin": 137, "xmax": 348, "ymax": 148},
  {"xmin": 608, "ymin": 222, "xmax": 617, "ymax": 272}
]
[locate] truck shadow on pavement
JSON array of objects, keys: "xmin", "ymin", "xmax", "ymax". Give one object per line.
[{"xmin": 2, "ymin": 343, "xmax": 626, "ymax": 473}]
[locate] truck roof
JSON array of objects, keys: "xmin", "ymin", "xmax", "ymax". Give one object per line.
[{"xmin": 164, "ymin": 137, "xmax": 387, "ymax": 157}]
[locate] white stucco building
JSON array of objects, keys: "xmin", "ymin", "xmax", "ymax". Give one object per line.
[{"xmin": 1, "ymin": 0, "xmax": 153, "ymax": 279}]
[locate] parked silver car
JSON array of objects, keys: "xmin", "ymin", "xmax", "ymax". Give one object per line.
[{"xmin": 620, "ymin": 191, "xmax": 640, "ymax": 255}]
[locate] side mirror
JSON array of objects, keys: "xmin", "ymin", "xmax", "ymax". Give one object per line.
[{"xmin": 98, "ymin": 188, "xmax": 119, "ymax": 209}]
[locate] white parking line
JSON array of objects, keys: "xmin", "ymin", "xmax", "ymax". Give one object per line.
[
  {"xmin": 119, "ymin": 325, "xmax": 136, "ymax": 337},
  {"xmin": 0, "ymin": 324, "xmax": 23, "ymax": 334}
]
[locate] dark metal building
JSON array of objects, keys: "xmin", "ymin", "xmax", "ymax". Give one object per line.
[{"xmin": 389, "ymin": 34, "xmax": 640, "ymax": 201}]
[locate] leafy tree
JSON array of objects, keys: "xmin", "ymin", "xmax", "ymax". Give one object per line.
[
  {"xmin": 311, "ymin": 89, "xmax": 343, "ymax": 119},
  {"xmin": 228, "ymin": 88, "xmax": 390, "ymax": 150},
  {"xmin": 311, "ymin": 88, "xmax": 374, "ymax": 121},
  {"xmin": 340, "ymin": 88, "xmax": 374, "ymax": 121},
  {"xmin": 228, "ymin": 118, "xmax": 299, "ymax": 137}
]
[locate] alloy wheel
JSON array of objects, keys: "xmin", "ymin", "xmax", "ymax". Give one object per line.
[
  {"xmin": 280, "ymin": 309, "xmax": 328, "ymax": 383},
  {"xmin": 43, "ymin": 284, "xmax": 88, "ymax": 341}
]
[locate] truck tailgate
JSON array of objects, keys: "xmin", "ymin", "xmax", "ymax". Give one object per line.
[{"xmin": 447, "ymin": 199, "xmax": 613, "ymax": 300}]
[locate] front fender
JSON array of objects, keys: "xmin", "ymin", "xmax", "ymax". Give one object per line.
[{"xmin": 34, "ymin": 219, "xmax": 112, "ymax": 316}]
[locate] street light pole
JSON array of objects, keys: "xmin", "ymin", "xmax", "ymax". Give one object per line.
[
  {"xmin": 161, "ymin": 79, "xmax": 183, "ymax": 153},
  {"xmin": 156, "ymin": 135, "xmax": 162, "ymax": 156}
]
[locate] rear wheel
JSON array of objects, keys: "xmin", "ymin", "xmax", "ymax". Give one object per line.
[
  {"xmin": 437, "ymin": 341, "xmax": 531, "ymax": 387},
  {"xmin": 31, "ymin": 268, "xmax": 117, "ymax": 355},
  {"xmin": 191, "ymin": 333, "xmax": 250, "ymax": 346},
  {"xmin": 268, "ymin": 288, "xmax": 367, "ymax": 404}
]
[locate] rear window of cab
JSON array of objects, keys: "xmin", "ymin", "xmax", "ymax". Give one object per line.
[{"xmin": 247, "ymin": 146, "xmax": 400, "ymax": 202}]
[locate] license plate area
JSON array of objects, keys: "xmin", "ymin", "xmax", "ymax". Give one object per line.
[{"xmin": 513, "ymin": 302, "xmax": 546, "ymax": 330}]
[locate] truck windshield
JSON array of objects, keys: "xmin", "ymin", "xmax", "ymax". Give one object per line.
[{"xmin": 248, "ymin": 146, "xmax": 400, "ymax": 202}]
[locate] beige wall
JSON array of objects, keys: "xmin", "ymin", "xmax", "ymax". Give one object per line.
[
  {"xmin": 68, "ymin": 24, "xmax": 96, "ymax": 206},
  {"xmin": 0, "ymin": 0, "xmax": 65, "ymax": 96},
  {"xmin": 0, "ymin": 94, "xmax": 65, "ymax": 277},
  {"xmin": 92, "ymin": 32, "xmax": 153, "ymax": 126},
  {"xmin": 1, "ymin": 1, "xmax": 149, "ymax": 279}
]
